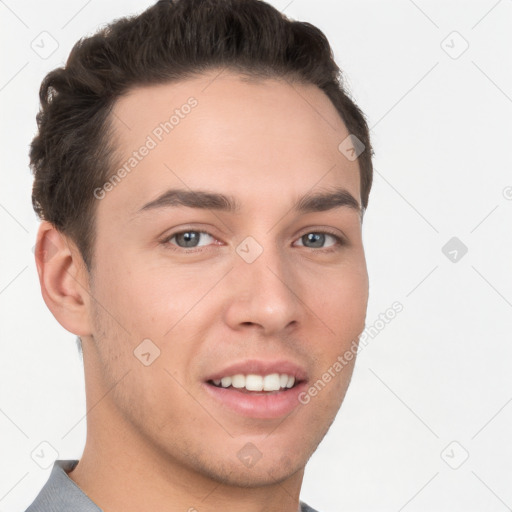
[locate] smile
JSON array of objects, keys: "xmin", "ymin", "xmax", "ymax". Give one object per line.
[
  {"xmin": 209, "ymin": 373, "xmax": 296, "ymax": 392},
  {"xmin": 203, "ymin": 360, "xmax": 308, "ymax": 419}
]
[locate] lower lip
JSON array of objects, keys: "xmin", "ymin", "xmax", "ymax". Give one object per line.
[{"xmin": 202, "ymin": 381, "xmax": 308, "ymax": 419}]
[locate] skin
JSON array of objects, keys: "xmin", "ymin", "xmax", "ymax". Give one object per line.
[{"xmin": 35, "ymin": 70, "xmax": 369, "ymax": 512}]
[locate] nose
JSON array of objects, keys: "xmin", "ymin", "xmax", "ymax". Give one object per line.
[{"xmin": 223, "ymin": 242, "xmax": 301, "ymax": 335}]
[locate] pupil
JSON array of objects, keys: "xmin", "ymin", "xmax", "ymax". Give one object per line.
[
  {"xmin": 304, "ymin": 233, "xmax": 324, "ymax": 248},
  {"xmin": 178, "ymin": 231, "xmax": 199, "ymax": 247}
]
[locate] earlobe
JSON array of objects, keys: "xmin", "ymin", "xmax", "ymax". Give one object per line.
[{"xmin": 35, "ymin": 221, "xmax": 92, "ymax": 337}]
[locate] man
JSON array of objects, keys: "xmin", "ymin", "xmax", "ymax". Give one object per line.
[{"xmin": 27, "ymin": 0, "xmax": 373, "ymax": 510}]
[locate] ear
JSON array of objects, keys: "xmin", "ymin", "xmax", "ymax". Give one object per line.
[{"xmin": 35, "ymin": 221, "xmax": 92, "ymax": 336}]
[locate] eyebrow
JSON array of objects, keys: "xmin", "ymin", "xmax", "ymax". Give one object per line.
[{"xmin": 136, "ymin": 187, "xmax": 361, "ymax": 216}]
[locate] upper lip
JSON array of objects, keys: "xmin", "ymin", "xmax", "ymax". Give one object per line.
[{"xmin": 204, "ymin": 359, "xmax": 308, "ymax": 382}]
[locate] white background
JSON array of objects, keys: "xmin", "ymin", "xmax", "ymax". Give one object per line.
[{"xmin": 1, "ymin": 0, "xmax": 511, "ymax": 510}]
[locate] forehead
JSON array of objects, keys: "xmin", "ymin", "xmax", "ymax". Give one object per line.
[{"xmin": 106, "ymin": 70, "xmax": 361, "ymax": 213}]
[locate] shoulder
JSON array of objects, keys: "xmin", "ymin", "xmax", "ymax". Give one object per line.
[
  {"xmin": 24, "ymin": 460, "xmax": 102, "ymax": 512},
  {"xmin": 300, "ymin": 501, "xmax": 321, "ymax": 512}
]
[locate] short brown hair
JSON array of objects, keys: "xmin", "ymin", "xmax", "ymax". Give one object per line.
[{"xmin": 30, "ymin": 0, "xmax": 374, "ymax": 270}]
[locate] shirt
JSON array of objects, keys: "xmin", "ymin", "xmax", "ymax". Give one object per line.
[{"xmin": 25, "ymin": 460, "xmax": 319, "ymax": 512}]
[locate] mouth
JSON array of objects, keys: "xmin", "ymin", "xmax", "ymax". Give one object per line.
[
  {"xmin": 202, "ymin": 360, "xmax": 308, "ymax": 419},
  {"xmin": 207, "ymin": 373, "xmax": 301, "ymax": 394}
]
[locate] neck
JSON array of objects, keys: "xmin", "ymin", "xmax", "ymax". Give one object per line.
[{"xmin": 69, "ymin": 422, "xmax": 304, "ymax": 512}]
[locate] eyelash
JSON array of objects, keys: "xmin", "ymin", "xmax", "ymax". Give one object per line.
[{"xmin": 160, "ymin": 228, "xmax": 346, "ymax": 254}]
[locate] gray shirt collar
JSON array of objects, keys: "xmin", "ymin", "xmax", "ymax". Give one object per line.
[{"xmin": 26, "ymin": 460, "xmax": 102, "ymax": 511}]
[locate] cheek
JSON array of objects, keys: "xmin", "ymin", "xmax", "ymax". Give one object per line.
[
  {"xmin": 92, "ymin": 256, "xmax": 186, "ymax": 335},
  {"xmin": 316, "ymin": 262, "xmax": 369, "ymax": 335},
  {"xmin": 91, "ymin": 259, "xmax": 217, "ymax": 384}
]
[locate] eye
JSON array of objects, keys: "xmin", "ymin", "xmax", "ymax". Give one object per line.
[
  {"xmin": 165, "ymin": 230, "xmax": 216, "ymax": 249},
  {"xmin": 161, "ymin": 228, "xmax": 344, "ymax": 253},
  {"xmin": 294, "ymin": 231, "xmax": 342, "ymax": 249}
]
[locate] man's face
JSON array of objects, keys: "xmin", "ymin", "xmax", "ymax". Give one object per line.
[{"xmin": 84, "ymin": 71, "xmax": 369, "ymax": 486}]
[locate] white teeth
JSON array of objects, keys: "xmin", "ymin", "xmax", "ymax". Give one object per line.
[
  {"xmin": 231, "ymin": 374, "xmax": 245, "ymax": 388},
  {"xmin": 263, "ymin": 373, "xmax": 281, "ymax": 391},
  {"xmin": 220, "ymin": 376, "xmax": 232, "ymax": 388},
  {"xmin": 211, "ymin": 373, "xmax": 297, "ymax": 391},
  {"xmin": 246, "ymin": 374, "xmax": 263, "ymax": 391}
]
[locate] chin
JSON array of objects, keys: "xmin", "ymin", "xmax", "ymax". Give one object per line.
[
  {"xmin": 213, "ymin": 459, "xmax": 304, "ymax": 488},
  {"xmin": 185, "ymin": 447, "xmax": 308, "ymax": 488}
]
